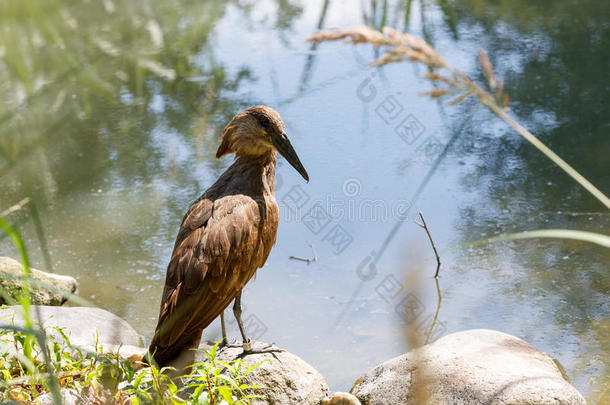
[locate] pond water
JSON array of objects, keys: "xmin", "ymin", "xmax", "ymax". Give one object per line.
[{"xmin": 1, "ymin": 0, "xmax": 608, "ymax": 400}]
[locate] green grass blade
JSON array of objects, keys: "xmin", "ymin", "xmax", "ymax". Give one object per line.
[{"xmin": 468, "ymin": 229, "xmax": 610, "ymax": 248}]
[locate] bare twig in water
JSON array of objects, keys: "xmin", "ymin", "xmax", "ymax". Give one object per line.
[
  {"xmin": 391, "ymin": 212, "xmax": 446, "ymax": 345},
  {"xmin": 424, "ymin": 277, "xmax": 442, "ymax": 345},
  {"xmin": 289, "ymin": 242, "xmax": 318, "ymax": 263},
  {"xmin": 415, "ymin": 211, "xmax": 443, "ymax": 345},
  {"xmin": 415, "ymin": 212, "xmax": 441, "ymax": 278},
  {"xmin": 289, "ymin": 256, "xmax": 313, "ymax": 263},
  {"xmin": 308, "ymin": 242, "xmax": 318, "ymax": 262},
  {"xmin": 1, "ymin": 198, "xmax": 31, "ymax": 217},
  {"xmin": 414, "ymin": 212, "xmax": 443, "ymax": 344}
]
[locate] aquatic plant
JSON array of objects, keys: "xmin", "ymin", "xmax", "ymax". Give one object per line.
[{"xmin": 308, "ymin": 25, "xmax": 610, "ymax": 247}]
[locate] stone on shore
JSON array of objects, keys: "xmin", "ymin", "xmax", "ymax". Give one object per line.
[
  {"xmin": 351, "ymin": 329, "xmax": 585, "ymax": 405},
  {"xmin": 322, "ymin": 392, "xmax": 361, "ymax": 404},
  {"xmin": 194, "ymin": 341, "xmax": 329, "ymax": 405},
  {"xmin": 35, "ymin": 388, "xmax": 80, "ymax": 405},
  {"xmin": 0, "ymin": 256, "xmax": 77, "ymax": 306},
  {"xmin": 0, "ymin": 305, "xmax": 144, "ymax": 349}
]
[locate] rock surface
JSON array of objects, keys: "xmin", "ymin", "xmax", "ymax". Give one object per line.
[
  {"xmin": 351, "ymin": 329, "xmax": 585, "ymax": 405},
  {"xmin": 194, "ymin": 341, "xmax": 328, "ymax": 405},
  {"xmin": 322, "ymin": 392, "xmax": 361, "ymax": 404},
  {"xmin": 0, "ymin": 256, "xmax": 78, "ymax": 306},
  {"xmin": 35, "ymin": 388, "xmax": 80, "ymax": 405},
  {"xmin": 0, "ymin": 305, "xmax": 144, "ymax": 349},
  {"xmin": 97, "ymin": 343, "xmax": 148, "ymax": 365}
]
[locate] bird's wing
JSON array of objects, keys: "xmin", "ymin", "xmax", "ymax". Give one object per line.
[{"xmin": 150, "ymin": 193, "xmax": 275, "ymax": 357}]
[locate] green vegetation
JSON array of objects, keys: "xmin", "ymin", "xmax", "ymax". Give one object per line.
[
  {"xmin": 1, "ymin": 0, "xmax": 608, "ymax": 402},
  {"xmin": 0, "ymin": 205, "xmax": 264, "ymax": 404},
  {"xmin": 0, "ymin": 0, "xmax": 252, "ymax": 212},
  {"xmin": 0, "ymin": 323, "xmax": 265, "ymax": 404},
  {"xmin": 309, "ymin": 18, "xmax": 609, "ymax": 401},
  {"xmin": 309, "ymin": 26, "xmax": 610, "ymax": 211},
  {"xmin": 0, "ymin": 2, "xmax": 292, "ymax": 402}
]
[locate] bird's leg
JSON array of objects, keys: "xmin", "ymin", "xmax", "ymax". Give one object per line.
[
  {"xmin": 220, "ymin": 311, "xmax": 228, "ymax": 346},
  {"xmin": 232, "ymin": 292, "xmax": 283, "ymax": 355},
  {"xmin": 218, "ymin": 299, "xmax": 247, "ymax": 351},
  {"xmin": 219, "ymin": 310, "xmax": 240, "ymax": 351},
  {"xmin": 232, "ymin": 292, "xmax": 251, "ymax": 350}
]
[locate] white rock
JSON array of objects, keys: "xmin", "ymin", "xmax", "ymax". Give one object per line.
[
  {"xmin": 95, "ymin": 343, "xmax": 147, "ymax": 366},
  {"xmin": 352, "ymin": 329, "xmax": 585, "ymax": 405},
  {"xmin": 35, "ymin": 388, "xmax": 80, "ymax": 405},
  {"xmin": 191, "ymin": 341, "xmax": 328, "ymax": 405},
  {"xmin": 0, "ymin": 305, "xmax": 144, "ymax": 349},
  {"xmin": 0, "ymin": 256, "xmax": 78, "ymax": 305}
]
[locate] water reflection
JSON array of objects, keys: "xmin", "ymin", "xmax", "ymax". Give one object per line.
[
  {"xmin": 436, "ymin": 0, "xmax": 610, "ymax": 397},
  {"xmin": 0, "ymin": 0, "xmax": 607, "ymax": 400}
]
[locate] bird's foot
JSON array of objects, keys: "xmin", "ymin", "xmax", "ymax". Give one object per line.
[
  {"xmin": 219, "ymin": 339, "xmax": 284, "ymax": 354},
  {"xmin": 219, "ymin": 338, "xmax": 243, "ymax": 350},
  {"xmin": 242, "ymin": 339, "xmax": 284, "ymax": 355}
]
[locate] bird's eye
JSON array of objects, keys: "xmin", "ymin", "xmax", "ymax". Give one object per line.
[{"xmin": 259, "ymin": 116, "xmax": 272, "ymax": 131}]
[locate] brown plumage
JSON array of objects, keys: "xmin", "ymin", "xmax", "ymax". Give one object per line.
[{"xmin": 148, "ymin": 105, "xmax": 308, "ymax": 367}]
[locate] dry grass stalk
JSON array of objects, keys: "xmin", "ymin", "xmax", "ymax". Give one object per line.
[
  {"xmin": 307, "ymin": 26, "xmax": 610, "ymax": 210},
  {"xmin": 478, "ymin": 49, "xmax": 496, "ymax": 89},
  {"xmin": 308, "ymin": 26, "xmax": 512, "ymax": 121}
]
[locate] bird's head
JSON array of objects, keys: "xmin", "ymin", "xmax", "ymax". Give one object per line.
[{"xmin": 216, "ymin": 105, "xmax": 309, "ymax": 181}]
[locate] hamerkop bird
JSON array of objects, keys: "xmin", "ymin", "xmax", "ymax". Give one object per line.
[{"xmin": 147, "ymin": 105, "xmax": 308, "ymax": 368}]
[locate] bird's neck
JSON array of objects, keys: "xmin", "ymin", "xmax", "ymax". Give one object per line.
[{"xmin": 231, "ymin": 152, "xmax": 276, "ymax": 195}]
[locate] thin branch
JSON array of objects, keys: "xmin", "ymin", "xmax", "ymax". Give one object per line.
[
  {"xmin": 289, "ymin": 256, "xmax": 314, "ymax": 263},
  {"xmin": 424, "ymin": 277, "xmax": 442, "ymax": 345},
  {"xmin": 289, "ymin": 242, "xmax": 319, "ymax": 264},
  {"xmin": 1, "ymin": 198, "xmax": 31, "ymax": 217},
  {"xmin": 308, "ymin": 242, "xmax": 318, "ymax": 262},
  {"xmin": 415, "ymin": 212, "xmax": 441, "ymax": 278},
  {"xmin": 414, "ymin": 212, "xmax": 443, "ymax": 344}
]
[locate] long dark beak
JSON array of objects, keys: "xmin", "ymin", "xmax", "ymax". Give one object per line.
[{"xmin": 271, "ymin": 131, "xmax": 309, "ymax": 182}]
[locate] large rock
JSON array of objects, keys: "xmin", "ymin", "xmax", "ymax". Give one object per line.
[
  {"xmin": 193, "ymin": 341, "xmax": 328, "ymax": 405},
  {"xmin": 0, "ymin": 305, "xmax": 144, "ymax": 349},
  {"xmin": 0, "ymin": 256, "xmax": 77, "ymax": 305},
  {"xmin": 351, "ymin": 329, "xmax": 585, "ymax": 405}
]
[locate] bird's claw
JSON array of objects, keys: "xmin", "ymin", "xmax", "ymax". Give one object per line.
[
  {"xmin": 219, "ymin": 339, "xmax": 284, "ymax": 355},
  {"xmin": 219, "ymin": 338, "xmax": 240, "ymax": 350},
  {"xmin": 242, "ymin": 341, "xmax": 284, "ymax": 355}
]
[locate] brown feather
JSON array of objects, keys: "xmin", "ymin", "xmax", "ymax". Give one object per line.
[{"xmin": 148, "ymin": 116, "xmax": 281, "ymax": 366}]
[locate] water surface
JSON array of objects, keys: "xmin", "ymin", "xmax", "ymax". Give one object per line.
[{"xmin": 1, "ymin": 0, "xmax": 608, "ymax": 400}]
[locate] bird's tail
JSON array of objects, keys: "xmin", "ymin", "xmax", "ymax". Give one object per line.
[
  {"xmin": 144, "ymin": 339, "xmax": 173, "ymax": 368},
  {"xmin": 145, "ymin": 328, "xmax": 204, "ymax": 369}
]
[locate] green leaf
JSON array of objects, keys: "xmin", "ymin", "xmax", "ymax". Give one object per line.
[
  {"xmin": 221, "ymin": 362, "xmax": 236, "ymax": 375},
  {"xmin": 217, "ymin": 385, "xmax": 234, "ymax": 403},
  {"xmin": 192, "ymin": 384, "xmax": 205, "ymax": 398},
  {"xmin": 211, "ymin": 341, "xmax": 220, "ymax": 356},
  {"xmin": 244, "ymin": 359, "xmax": 268, "ymax": 376},
  {"xmin": 214, "ymin": 374, "xmax": 240, "ymax": 389},
  {"xmin": 467, "ymin": 229, "xmax": 610, "ymax": 248}
]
